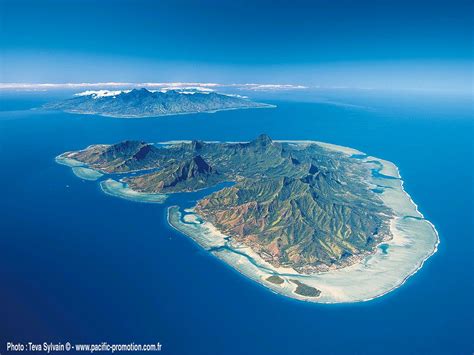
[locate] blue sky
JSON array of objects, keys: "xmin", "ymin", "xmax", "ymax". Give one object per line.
[{"xmin": 1, "ymin": 0, "xmax": 472, "ymax": 92}]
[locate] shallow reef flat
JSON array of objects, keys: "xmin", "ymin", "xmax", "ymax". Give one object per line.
[
  {"xmin": 100, "ymin": 179, "xmax": 168, "ymax": 203},
  {"xmin": 57, "ymin": 138, "xmax": 438, "ymax": 303},
  {"xmin": 72, "ymin": 167, "xmax": 103, "ymax": 181},
  {"xmin": 168, "ymin": 141, "xmax": 439, "ymax": 303},
  {"xmin": 55, "ymin": 155, "xmax": 86, "ymax": 167},
  {"xmin": 56, "ymin": 154, "xmax": 104, "ymax": 180}
]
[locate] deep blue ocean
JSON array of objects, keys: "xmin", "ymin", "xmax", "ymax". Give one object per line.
[{"xmin": 1, "ymin": 91, "xmax": 473, "ymax": 354}]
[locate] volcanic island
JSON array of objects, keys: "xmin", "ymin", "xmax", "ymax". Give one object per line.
[{"xmin": 56, "ymin": 135, "xmax": 439, "ymax": 303}]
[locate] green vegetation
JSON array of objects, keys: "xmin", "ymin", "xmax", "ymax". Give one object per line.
[
  {"xmin": 43, "ymin": 88, "xmax": 273, "ymax": 118},
  {"xmin": 290, "ymin": 279, "xmax": 321, "ymax": 297},
  {"xmin": 266, "ymin": 275, "xmax": 285, "ymax": 285},
  {"xmin": 60, "ymin": 134, "xmax": 393, "ymax": 272}
]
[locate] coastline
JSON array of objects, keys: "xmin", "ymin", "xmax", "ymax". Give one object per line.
[
  {"xmin": 100, "ymin": 179, "xmax": 168, "ymax": 204},
  {"xmin": 46, "ymin": 103, "xmax": 276, "ymax": 119},
  {"xmin": 166, "ymin": 140, "xmax": 439, "ymax": 303},
  {"xmin": 55, "ymin": 154, "xmax": 104, "ymax": 181},
  {"xmin": 56, "ymin": 139, "xmax": 439, "ymax": 303}
]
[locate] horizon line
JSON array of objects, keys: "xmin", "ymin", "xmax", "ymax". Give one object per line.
[
  {"xmin": 0, "ymin": 82, "xmax": 308, "ymax": 92},
  {"xmin": 0, "ymin": 82, "xmax": 469, "ymax": 95}
]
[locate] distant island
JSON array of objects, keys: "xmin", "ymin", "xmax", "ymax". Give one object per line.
[
  {"xmin": 56, "ymin": 135, "xmax": 439, "ymax": 303},
  {"xmin": 42, "ymin": 88, "xmax": 274, "ymax": 118}
]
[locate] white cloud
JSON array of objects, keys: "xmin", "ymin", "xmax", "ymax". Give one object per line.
[
  {"xmin": 74, "ymin": 90, "xmax": 131, "ymax": 99},
  {"xmin": 236, "ymin": 83, "xmax": 308, "ymax": 91},
  {"xmin": 222, "ymin": 93, "xmax": 249, "ymax": 99},
  {"xmin": 143, "ymin": 82, "xmax": 220, "ymax": 88},
  {"xmin": 158, "ymin": 86, "xmax": 215, "ymax": 93},
  {"xmin": 0, "ymin": 82, "xmax": 308, "ymax": 92}
]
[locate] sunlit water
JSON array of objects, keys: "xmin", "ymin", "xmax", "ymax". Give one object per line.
[{"xmin": 1, "ymin": 91, "xmax": 472, "ymax": 354}]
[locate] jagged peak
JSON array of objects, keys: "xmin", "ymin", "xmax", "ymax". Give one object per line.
[
  {"xmin": 190, "ymin": 140, "xmax": 205, "ymax": 151},
  {"xmin": 110, "ymin": 140, "xmax": 147, "ymax": 151},
  {"xmin": 132, "ymin": 144, "xmax": 158, "ymax": 160},
  {"xmin": 127, "ymin": 88, "xmax": 153, "ymax": 96},
  {"xmin": 250, "ymin": 134, "xmax": 273, "ymax": 146},
  {"xmin": 179, "ymin": 155, "xmax": 213, "ymax": 174}
]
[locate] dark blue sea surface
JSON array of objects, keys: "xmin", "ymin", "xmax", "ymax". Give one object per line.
[{"xmin": 1, "ymin": 92, "xmax": 473, "ymax": 354}]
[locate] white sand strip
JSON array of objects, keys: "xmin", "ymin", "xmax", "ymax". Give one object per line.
[
  {"xmin": 167, "ymin": 142, "xmax": 439, "ymax": 303},
  {"xmin": 100, "ymin": 179, "xmax": 167, "ymax": 204}
]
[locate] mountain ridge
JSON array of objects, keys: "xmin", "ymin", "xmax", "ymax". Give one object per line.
[
  {"xmin": 58, "ymin": 135, "xmax": 393, "ymax": 272},
  {"xmin": 42, "ymin": 88, "xmax": 274, "ymax": 118}
]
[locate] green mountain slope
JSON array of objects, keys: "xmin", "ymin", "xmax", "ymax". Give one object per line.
[{"xmin": 59, "ymin": 135, "xmax": 393, "ymax": 272}]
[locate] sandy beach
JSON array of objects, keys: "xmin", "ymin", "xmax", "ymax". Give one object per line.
[
  {"xmin": 57, "ymin": 139, "xmax": 439, "ymax": 303},
  {"xmin": 167, "ymin": 141, "xmax": 439, "ymax": 303},
  {"xmin": 100, "ymin": 179, "xmax": 168, "ymax": 203},
  {"xmin": 55, "ymin": 154, "xmax": 104, "ymax": 180}
]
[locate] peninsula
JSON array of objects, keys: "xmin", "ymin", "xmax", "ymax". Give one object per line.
[
  {"xmin": 56, "ymin": 135, "xmax": 439, "ymax": 303},
  {"xmin": 42, "ymin": 88, "xmax": 274, "ymax": 118}
]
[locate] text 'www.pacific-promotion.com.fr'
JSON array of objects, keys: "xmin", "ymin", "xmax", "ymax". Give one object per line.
[{"xmin": 5, "ymin": 342, "xmax": 163, "ymax": 353}]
